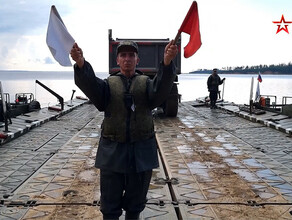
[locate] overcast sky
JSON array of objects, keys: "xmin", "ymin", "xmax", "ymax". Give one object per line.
[{"xmin": 0, "ymin": 0, "xmax": 292, "ymax": 73}]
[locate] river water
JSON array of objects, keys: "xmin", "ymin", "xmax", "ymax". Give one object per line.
[
  {"xmin": 1, "ymin": 71, "xmax": 292, "ymax": 107},
  {"xmin": 178, "ymin": 73, "xmax": 292, "ymax": 105}
]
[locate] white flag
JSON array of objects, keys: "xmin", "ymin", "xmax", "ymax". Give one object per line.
[{"xmin": 46, "ymin": 5, "xmax": 75, "ymax": 66}]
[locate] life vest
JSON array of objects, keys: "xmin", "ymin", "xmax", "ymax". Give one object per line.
[{"xmin": 102, "ymin": 74, "xmax": 154, "ymax": 143}]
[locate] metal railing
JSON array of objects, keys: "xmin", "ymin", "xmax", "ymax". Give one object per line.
[{"xmin": 282, "ymin": 96, "xmax": 292, "ymax": 105}]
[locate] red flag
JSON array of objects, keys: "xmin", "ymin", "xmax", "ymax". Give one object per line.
[{"xmin": 179, "ymin": 1, "xmax": 202, "ymax": 58}]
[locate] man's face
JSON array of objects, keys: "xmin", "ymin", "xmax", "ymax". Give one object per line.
[{"xmin": 116, "ymin": 47, "xmax": 139, "ymax": 76}]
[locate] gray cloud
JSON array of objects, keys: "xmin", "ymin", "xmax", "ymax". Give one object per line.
[{"xmin": 0, "ymin": 1, "xmax": 72, "ymax": 35}]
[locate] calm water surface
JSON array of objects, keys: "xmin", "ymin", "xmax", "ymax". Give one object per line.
[
  {"xmin": 178, "ymin": 73, "xmax": 292, "ymax": 105},
  {"xmin": 1, "ymin": 71, "xmax": 292, "ymax": 107}
]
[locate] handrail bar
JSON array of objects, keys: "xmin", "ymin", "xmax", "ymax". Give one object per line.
[{"xmin": 35, "ymin": 80, "xmax": 64, "ymax": 110}]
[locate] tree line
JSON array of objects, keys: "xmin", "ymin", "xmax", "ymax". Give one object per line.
[{"xmin": 191, "ymin": 62, "xmax": 292, "ymax": 74}]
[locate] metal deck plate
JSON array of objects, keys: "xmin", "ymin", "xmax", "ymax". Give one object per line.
[{"xmin": 1, "ymin": 101, "xmax": 292, "ymax": 219}]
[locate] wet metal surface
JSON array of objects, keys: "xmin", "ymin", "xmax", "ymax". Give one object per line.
[
  {"xmin": 155, "ymin": 102, "xmax": 292, "ymax": 219},
  {"xmin": 0, "ymin": 104, "xmax": 101, "ymax": 219},
  {"xmin": 0, "ymin": 104, "xmax": 176, "ymax": 220},
  {"xmin": 222, "ymin": 104, "xmax": 292, "ymax": 135},
  {"xmin": 1, "ymin": 101, "xmax": 292, "ymax": 219},
  {"xmin": 0, "ymin": 99, "xmax": 89, "ymax": 145}
]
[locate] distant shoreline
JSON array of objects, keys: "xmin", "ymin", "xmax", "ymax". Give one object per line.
[{"xmin": 190, "ymin": 63, "xmax": 292, "ymax": 75}]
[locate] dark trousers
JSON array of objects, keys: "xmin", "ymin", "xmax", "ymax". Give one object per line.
[
  {"xmin": 100, "ymin": 169, "xmax": 152, "ymax": 220},
  {"xmin": 209, "ymin": 91, "xmax": 218, "ymax": 107}
]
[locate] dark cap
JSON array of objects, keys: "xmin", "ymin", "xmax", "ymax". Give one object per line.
[{"xmin": 117, "ymin": 41, "xmax": 138, "ymax": 55}]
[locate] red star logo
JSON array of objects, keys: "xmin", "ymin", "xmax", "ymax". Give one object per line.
[{"xmin": 273, "ymin": 15, "xmax": 292, "ymax": 34}]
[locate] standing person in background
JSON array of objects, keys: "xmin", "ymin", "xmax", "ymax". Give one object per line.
[
  {"xmin": 207, "ymin": 68, "xmax": 225, "ymax": 109},
  {"xmin": 71, "ymin": 40, "xmax": 177, "ymax": 220}
]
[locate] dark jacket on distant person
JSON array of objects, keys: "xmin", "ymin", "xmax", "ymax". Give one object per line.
[{"xmin": 207, "ymin": 74, "xmax": 224, "ymax": 92}]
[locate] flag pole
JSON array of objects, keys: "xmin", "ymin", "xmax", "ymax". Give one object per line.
[
  {"xmin": 249, "ymin": 77, "xmax": 254, "ymax": 114},
  {"xmin": 174, "ymin": 31, "xmax": 181, "ymax": 45}
]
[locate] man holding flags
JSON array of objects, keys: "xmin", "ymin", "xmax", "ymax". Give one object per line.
[
  {"xmin": 71, "ymin": 40, "xmax": 177, "ymax": 219},
  {"xmin": 48, "ymin": 1, "xmax": 201, "ymax": 219}
]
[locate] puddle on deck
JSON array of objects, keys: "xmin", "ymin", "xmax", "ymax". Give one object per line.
[
  {"xmin": 210, "ymin": 146, "xmax": 230, "ymax": 157},
  {"xmin": 243, "ymin": 158, "xmax": 265, "ymax": 168},
  {"xmin": 177, "ymin": 145, "xmax": 193, "ymax": 154},
  {"xmin": 232, "ymin": 169, "xmax": 259, "ymax": 182}
]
